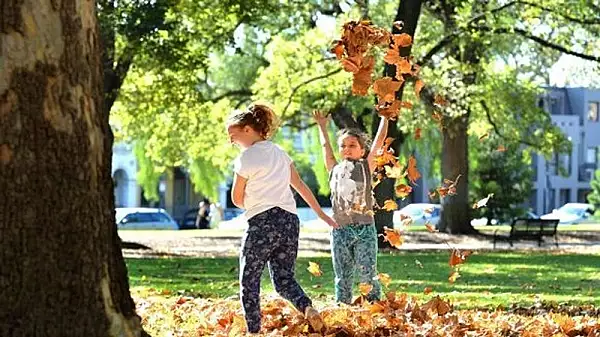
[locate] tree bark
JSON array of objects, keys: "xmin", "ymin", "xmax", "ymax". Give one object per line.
[
  {"xmin": 372, "ymin": 0, "xmax": 423, "ymax": 247},
  {"xmin": 0, "ymin": 0, "xmax": 148, "ymax": 335}
]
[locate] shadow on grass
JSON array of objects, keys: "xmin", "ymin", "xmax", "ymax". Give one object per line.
[{"xmin": 126, "ymin": 251, "xmax": 599, "ymax": 307}]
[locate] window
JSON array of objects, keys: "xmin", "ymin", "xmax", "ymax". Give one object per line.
[
  {"xmin": 578, "ymin": 189, "xmax": 591, "ymax": 203},
  {"xmin": 586, "ymin": 147, "xmax": 598, "ymax": 165},
  {"xmin": 550, "ymin": 97, "xmax": 562, "ymax": 115},
  {"xmin": 588, "ymin": 101, "xmax": 599, "ymax": 122},
  {"xmin": 559, "ymin": 189, "xmax": 571, "ymax": 206},
  {"xmin": 551, "ymin": 152, "xmax": 571, "ymax": 176}
]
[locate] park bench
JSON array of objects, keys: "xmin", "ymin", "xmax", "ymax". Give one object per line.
[{"xmin": 493, "ymin": 218, "xmax": 560, "ymax": 248}]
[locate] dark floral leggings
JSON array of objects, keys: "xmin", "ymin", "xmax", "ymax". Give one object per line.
[{"xmin": 239, "ymin": 207, "xmax": 312, "ymax": 333}]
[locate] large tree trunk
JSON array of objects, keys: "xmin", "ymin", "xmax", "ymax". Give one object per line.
[
  {"xmin": 0, "ymin": 1, "xmax": 147, "ymax": 335},
  {"xmin": 438, "ymin": 114, "xmax": 476, "ymax": 233},
  {"xmin": 373, "ymin": 0, "xmax": 423, "ymax": 247}
]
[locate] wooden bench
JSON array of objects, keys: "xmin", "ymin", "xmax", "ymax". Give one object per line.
[{"xmin": 493, "ymin": 218, "xmax": 560, "ymax": 248}]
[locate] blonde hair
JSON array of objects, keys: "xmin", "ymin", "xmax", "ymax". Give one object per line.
[{"xmin": 226, "ymin": 103, "xmax": 279, "ymax": 139}]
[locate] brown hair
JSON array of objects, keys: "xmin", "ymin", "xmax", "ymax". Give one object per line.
[
  {"xmin": 226, "ymin": 103, "xmax": 279, "ymax": 139},
  {"xmin": 337, "ymin": 128, "xmax": 371, "ymax": 158}
]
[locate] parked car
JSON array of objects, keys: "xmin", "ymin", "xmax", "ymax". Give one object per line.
[
  {"xmin": 471, "ymin": 211, "xmax": 538, "ymax": 227},
  {"xmin": 540, "ymin": 203, "xmax": 594, "ymax": 224},
  {"xmin": 223, "ymin": 208, "xmax": 244, "ymax": 221},
  {"xmin": 179, "ymin": 208, "xmax": 200, "ymax": 230},
  {"xmin": 115, "ymin": 207, "xmax": 179, "ymax": 230},
  {"xmin": 393, "ymin": 203, "xmax": 442, "ymax": 228}
]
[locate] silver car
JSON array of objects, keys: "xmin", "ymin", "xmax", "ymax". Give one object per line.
[{"xmin": 115, "ymin": 207, "xmax": 179, "ymax": 230}]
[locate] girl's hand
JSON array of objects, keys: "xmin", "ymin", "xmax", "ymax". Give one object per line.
[
  {"xmin": 320, "ymin": 213, "xmax": 339, "ymax": 229},
  {"xmin": 312, "ymin": 110, "xmax": 330, "ymax": 128}
]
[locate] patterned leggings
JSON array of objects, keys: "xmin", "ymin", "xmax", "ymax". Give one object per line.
[
  {"xmin": 239, "ymin": 207, "xmax": 312, "ymax": 333},
  {"xmin": 331, "ymin": 223, "xmax": 381, "ymax": 303}
]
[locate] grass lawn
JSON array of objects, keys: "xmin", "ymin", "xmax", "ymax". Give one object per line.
[{"xmin": 126, "ymin": 251, "xmax": 600, "ymax": 309}]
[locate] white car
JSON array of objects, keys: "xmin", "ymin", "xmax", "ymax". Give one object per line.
[
  {"xmin": 393, "ymin": 203, "xmax": 442, "ymax": 228},
  {"xmin": 540, "ymin": 203, "xmax": 594, "ymax": 224},
  {"xmin": 115, "ymin": 207, "xmax": 179, "ymax": 230}
]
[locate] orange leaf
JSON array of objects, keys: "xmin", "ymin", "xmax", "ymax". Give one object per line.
[
  {"xmin": 497, "ymin": 145, "xmax": 506, "ymax": 152},
  {"xmin": 414, "ymin": 127, "xmax": 422, "ymax": 140},
  {"xmin": 399, "ymin": 101, "xmax": 413, "ymax": 109},
  {"xmin": 382, "ymin": 226, "xmax": 404, "ymax": 249},
  {"xmin": 425, "ymin": 222, "xmax": 437, "ymax": 233},
  {"xmin": 395, "ymin": 57, "xmax": 412, "ymax": 76},
  {"xmin": 376, "ymin": 100, "xmax": 402, "ymax": 120},
  {"xmin": 376, "ymin": 273, "xmax": 392, "ymax": 287},
  {"xmin": 373, "ymin": 77, "xmax": 402, "ymax": 103},
  {"xmin": 448, "ymin": 270, "xmax": 460, "ymax": 283},
  {"xmin": 341, "ymin": 56, "xmax": 362, "ymax": 73},
  {"xmin": 359, "ymin": 283, "xmax": 373, "ymax": 296},
  {"xmin": 414, "ymin": 79, "xmax": 425, "ymax": 99},
  {"xmin": 449, "ymin": 249, "xmax": 473, "ymax": 267},
  {"xmin": 330, "ymin": 40, "xmax": 345, "ymax": 59},
  {"xmin": 307, "ymin": 261, "xmax": 323, "ymax": 277},
  {"xmin": 407, "ymin": 155, "xmax": 421, "ymax": 185},
  {"xmin": 351, "ymin": 57, "xmax": 374, "ymax": 96},
  {"xmin": 434, "ymin": 94, "xmax": 448, "ymax": 106},
  {"xmin": 392, "ymin": 33, "xmax": 412, "ymax": 48},
  {"xmin": 423, "ymin": 287, "xmax": 433, "ymax": 295},
  {"xmin": 478, "ymin": 133, "xmax": 489, "ymax": 142},
  {"xmin": 385, "ymin": 161, "xmax": 405, "ymax": 178},
  {"xmin": 393, "ymin": 21, "xmax": 404, "ymax": 30},
  {"xmin": 395, "ymin": 184, "xmax": 412, "ymax": 198},
  {"xmin": 383, "ymin": 199, "xmax": 398, "ymax": 211},
  {"xmin": 383, "ymin": 48, "xmax": 402, "ymax": 65}
]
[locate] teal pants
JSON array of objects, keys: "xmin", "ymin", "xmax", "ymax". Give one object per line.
[{"xmin": 330, "ymin": 223, "xmax": 381, "ymax": 303}]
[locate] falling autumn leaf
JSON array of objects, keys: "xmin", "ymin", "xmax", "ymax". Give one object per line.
[
  {"xmin": 449, "ymin": 249, "xmax": 473, "ymax": 267},
  {"xmin": 330, "ymin": 40, "xmax": 345, "ymax": 59},
  {"xmin": 376, "ymin": 273, "xmax": 392, "ymax": 287},
  {"xmin": 384, "ymin": 161, "xmax": 405, "ymax": 179},
  {"xmin": 307, "ymin": 261, "xmax": 323, "ymax": 277},
  {"xmin": 395, "ymin": 184, "xmax": 412, "ymax": 199},
  {"xmin": 478, "ymin": 133, "xmax": 489, "ymax": 142},
  {"xmin": 382, "ymin": 226, "xmax": 404, "ymax": 249},
  {"xmin": 433, "ymin": 94, "xmax": 448, "ymax": 106},
  {"xmin": 383, "ymin": 199, "xmax": 398, "ymax": 211},
  {"xmin": 373, "ymin": 77, "xmax": 402, "ymax": 103},
  {"xmin": 415, "ymin": 259, "xmax": 424, "ymax": 268},
  {"xmin": 448, "ymin": 270, "xmax": 460, "ymax": 283},
  {"xmin": 392, "ymin": 33, "xmax": 412, "ymax": 48},
  {"xmin": 407, "ymin": 155, "xmax": 421, "ymax": 185},
  {"xmin": 425, "ymin": 222, "xmax": 437, "ymax": 233},
  {"xmin": 359, "ymin": 283, "xmax": 374, "ymax": 296},
  {"xmin": 376, "ymin": 100, "xmax": 402, "ymax": 120},
  {"xmin": 414, "ymin": 79, "xmax": 425, "ymax": 99},
  {"xmin": 473, "ymin": 193, "xmax": 493, "ymax": 209},
  {"xmin": 395, "ymin": 57, "xmax": 413, "ymax": 78},
  {"xmin": 414, "ymin": 127, "xmax": 422, "ymax": 140},
  {"xmin": 383, "ymin": 48, "xmax": 402, "ymax": 65},
  {"xmin": 423, "ymin": 287, "xmax": 433, "ymax": 295},
  {"xmin": 497, "ymin": 145, "xmax": 506, "ymax": 152},
  {"xmin": 393, "ymin": 21, "xmax": 404, "ymax": 30}
]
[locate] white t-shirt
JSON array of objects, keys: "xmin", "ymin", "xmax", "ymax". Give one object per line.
[{"xmin": 233, "ymin": 141, "xmax": 297, "ymax": 220}]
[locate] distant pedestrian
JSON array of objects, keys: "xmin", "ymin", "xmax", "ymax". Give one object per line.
[{"xmin": 195, "ymin": 200, "xmax": 210, "ymax": 229}]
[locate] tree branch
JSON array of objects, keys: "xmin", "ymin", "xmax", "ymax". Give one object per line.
[
  {"xmin": 281, "ymin": 68, "xmax": 342, "ymax": 118},
  {"xmin": 487, "ymin": 27, "xmax": 600, "ymax": 62},
  {"xmin": 480, "ymin": 100, "xmax": 539, "ymax": 148},
  {"xmin": 209, "ymin": 89, "xmax": 253, "ymax": 103},
  {"xmin": 516, "ymin": 1, "xmax": 600, "ymax": 25}
]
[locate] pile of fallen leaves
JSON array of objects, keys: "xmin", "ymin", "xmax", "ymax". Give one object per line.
[{"xmin": 135, "ymin": 291, "xmax": 599, "ymax": 336}]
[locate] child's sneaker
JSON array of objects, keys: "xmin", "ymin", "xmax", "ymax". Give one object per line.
[{"xmin": 304, "ymin": 306, "xmax": 324, "ymax": 332}]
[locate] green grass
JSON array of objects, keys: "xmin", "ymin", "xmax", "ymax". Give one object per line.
[{"xmin": 126, "ymin": 251, "xmax": 600, "ymax": 308}]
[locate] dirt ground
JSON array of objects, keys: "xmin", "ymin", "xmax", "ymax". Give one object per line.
[{"xmin": 120, "ymin": 229, "xmax": 600, "ymax": 258}]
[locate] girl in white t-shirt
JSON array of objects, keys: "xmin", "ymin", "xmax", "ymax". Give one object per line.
[{"xmin": 226, "ymin": 103, "xmax": 338, "ymax": 335}]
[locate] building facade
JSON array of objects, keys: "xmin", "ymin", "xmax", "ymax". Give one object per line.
[{"xmin": 529, "ymin": 87, "xmax": 600, "ymax": 215}]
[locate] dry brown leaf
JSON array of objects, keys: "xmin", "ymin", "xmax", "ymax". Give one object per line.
[
  {"xmin": 376, "ymin": 273, "xmax": 392, "ymax": 287},
  {"xmin": 383, "ymin": 199, "xmax": 398, "ymax": 211},
  {"xmin": 448, "ymin": 270, "xmax": 460, "ymax": 283},
  {"xmin": 382, "ymin": 226, "xmax": 404, "ymax": 248},
  {"xmin": 414, "ymin": 79, "xmax": 425, "ymax": 99},
  {"xmin": 425, "ymin": 222, "xmax": 437, "ymax": 233},
  {"xmin": 392, "ymin": 33, "xmax": 412, "ymax": 48},
  {"xmin": 407, "ymin": 155, "xmax": 421, "ymax": 185},
  {"xmin": 449, "ymin": 249, "xmax": 473, "ymax": 267},
  {"xmin": 307, "ymin": 261, "xmax": 323, "ymax": 277},
  {"xmin": 414, "ymin": 127, "xmax": 422, "ymax": 140},
  {"xmin": 423, "ymin": 287, "xmax": 433, "ymax": 295},
  {"xmin": 396, "ymin": 184, "xmax": 412, "ymax": 198},
  {"xmin": 497, "ymin": 145, "xmax": 507, "ymax": 152},
  {"xmin": 359, "ymin": 283, "xmax": 374, "ymax": 296},
  {"xmin": 373, "ymin": 77, "xmax": 402, "ymax": 103}
]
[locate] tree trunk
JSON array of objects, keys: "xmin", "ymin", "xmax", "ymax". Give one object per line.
[
  {"xmin": 438, "ymin": 115, "xmax": 476, "ymax": 233},
  {"xmin": 372, "ymin": 0, "xmax": 423, "ymax": 247},
  {"xmin": 0, "ymin": 1, "xmax": 148, "ymax": 336}
]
